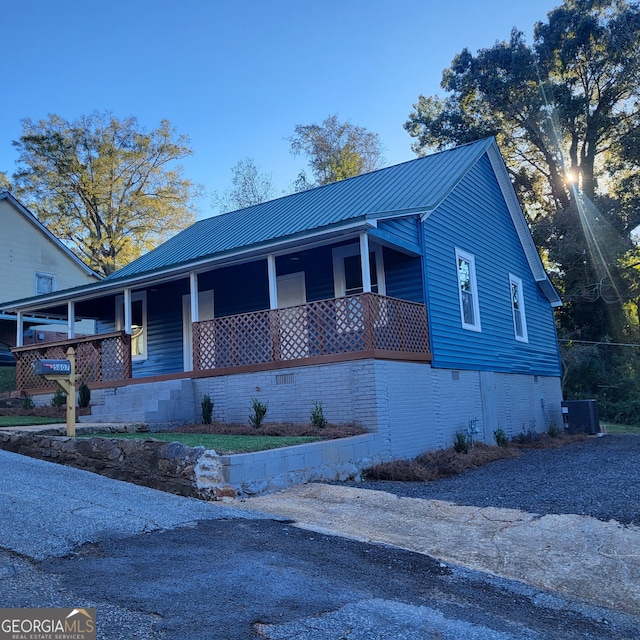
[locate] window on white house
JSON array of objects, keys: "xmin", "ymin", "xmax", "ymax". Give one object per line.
[
  {"xmin": 509, "ymin": 274, "xmax": 528, "ymax": 342},
  {"xmin": 35, "ymin": 272, "xmax": 56, "ymax": 295},
  {"xmin": 455, "ymin": 248, "xmax": 481, "ymax": 332}
]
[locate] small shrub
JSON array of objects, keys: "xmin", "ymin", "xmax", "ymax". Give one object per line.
[
  {"xmin": 493, "ymin": 426, "xmax": 509, "ymax": 447},
  {"xmin": 51, "ymin": 388, "xmax": 66, "ymax": 408},
  {"xmin": 248, "ymin": 397, "xmax": 268, "ymax": 429},
  {"xmin": 201, "ymin": 394, "xmax": 213, "ymax": 424},
  {"xmin": 466, "ymin": 417, "xmax": 479, "ymax": 448},
  {"xmin": 78, "ymin": 382, "xmax": 91, "ymax": 408},
  {"xmin": 511, "ymin": 423, "xmax": 542, "ymax": 445},
  {"xmin": 453, "ymin": 430, "xmax": 469, "ymax": 454},
  {"xmin": 547, "ymin": 421, "xmax": 561, "ymax": 438},
  {"xmin": 22, "ymin": 394, "xmax": 34, "ymax": 410},
  {"xmin": 310, "ymin": 401, "xmax": 328, "ymax": 429}
]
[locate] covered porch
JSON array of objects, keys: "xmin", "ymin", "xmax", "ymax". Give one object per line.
[
  {"xmin": 7, "ymin": 229, "xmax": 432, "ymax": 394},
  {"xmin": 13, "ymin": 292, "xmax": 430, "ymax": 393}
]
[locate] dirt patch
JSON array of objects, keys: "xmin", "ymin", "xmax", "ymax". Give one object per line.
[{"xmin": 158, "ymin": 420, "xmax": 367, "ymax": 440}]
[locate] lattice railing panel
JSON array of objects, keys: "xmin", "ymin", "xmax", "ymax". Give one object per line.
[
  {"xmin": 192, "ymin": 294, "xmax": 430, "ymax": 372},
  {"xmin": 194, "ymin": 310, "xmax": 273, "ymax": 369},
  {"xmin": 13, "ymin": 332, "xmax": 132, "ymax": 392}
]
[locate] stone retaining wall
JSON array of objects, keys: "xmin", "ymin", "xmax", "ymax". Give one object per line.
[
  {"xmin": 0, "ymin": 429, "xmax": 387, "ymax": 498},
  {"xmin": 0, "ymin": 430, "xmax": 219, "ymax": 499}
]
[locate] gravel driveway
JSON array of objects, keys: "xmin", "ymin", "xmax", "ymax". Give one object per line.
[{"xmin": 357, "ymin": 434, "xmax": 640, "ymax": 526}]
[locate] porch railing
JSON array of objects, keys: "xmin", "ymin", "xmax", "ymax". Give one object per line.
[
  {"xmin": 192, "ymin": 293, "xmax": 431, "ymax": 371},
  {"xmin": 13, "ymin": 331, "xmax": 132, "ymax": 392}
]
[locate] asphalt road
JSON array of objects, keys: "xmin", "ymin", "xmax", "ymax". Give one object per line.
[{"xmin": 0, "ymin": 449, "xmax": 638, "ymax": 639}]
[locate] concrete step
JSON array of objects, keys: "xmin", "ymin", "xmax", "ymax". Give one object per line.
[{"xmin": 84, "ymin": 379, "xmax": 196, "ymax": 424}]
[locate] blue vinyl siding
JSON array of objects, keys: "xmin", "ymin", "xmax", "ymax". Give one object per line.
[
  {"xmin": 133, "ymin": 281, "xmax": 187, "ymax": 378},
  {"xmin": 383, "ymin": 248, "xmax": 424, "ymax": 303},
  {"xmin": 423, "ymin": 154, "xmax": 561, "ymax": 376},
  {"xmin": 199, "ymin": 260, "xmax": 269, "ymax": 317},
  {"xmin": 276, "ymin": 246, "xmax": 334, "ymax": 302}
]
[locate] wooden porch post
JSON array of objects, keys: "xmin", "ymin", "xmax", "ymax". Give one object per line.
[
  {"xmin": 67, "ymin": 301, "xmax": 75, "ymax": 339},
  {"xmin": 16, "ymin": 312, "xmax": 23, "ymax": 347},
  {"xmin": 190, "ymin": 272, "xmax": 199, "ymax": 322},
  {"xmin": 123, "ymin": 288, "xmax": 132, "ymax": 335},
  {"xmin": 267, "ymin": 254, "xmax": 278, "ymax": 309},
  {"xmin": 359, "ymin": 232, "xmax": 372, "ymax": 293}
]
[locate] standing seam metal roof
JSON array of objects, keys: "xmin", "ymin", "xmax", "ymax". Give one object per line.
[{"xmin": 106, "ymin": 138, "xmax": 494, "ymax": 281}]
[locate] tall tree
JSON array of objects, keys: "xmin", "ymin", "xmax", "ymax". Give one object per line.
[
  {"xmin": 13, "ymin": 112, "xmax": 202, "ymax": 276},
  {"xmin": 211, "ymin": 157, "xmax": 276, "ymax": 213},
  {"xmin": 290, "ymin": 114, "xmax": 384, "ymax": 186},
  {"xmin": 0, "ymin": 172, "xmax": 11, "ymax": 191},
  {"xmin": 404, "ymin": 0, "xmax": 640, "ymax": 344}
]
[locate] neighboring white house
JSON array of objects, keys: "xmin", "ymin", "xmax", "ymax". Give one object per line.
[{"xmin": 0, "ymin": 191, "xmax": 100, "ymax": 346}]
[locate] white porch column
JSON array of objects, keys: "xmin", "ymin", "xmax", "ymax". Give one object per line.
[
  {"xmin": 359, "ymin": 232, "xmax": 372, "ymax": 293},
  {"xmin": 67, "ymin": 301, "xmax": 75, "ymax": 339},
  {"xmin": 267, "ymin": 254, "xmax": 278, "ymax": 310},
  {"xmin": 16, "ymin": 312, "xmax": 23, "ymax": 347},
  {"xmin": 123, "ymin": 288, "xmax": 132, "ymax": 334},
  {"xmin": 190, "ymin": 272, "xmax": 199, "ymax": 322}
]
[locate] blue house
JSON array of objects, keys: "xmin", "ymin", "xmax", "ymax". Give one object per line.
[{"xmin": 4, "ymin": 137, "xmax": 563, "ymax": 466}]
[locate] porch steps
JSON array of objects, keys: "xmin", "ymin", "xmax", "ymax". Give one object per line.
[{"xmin": 78, "ymin": 379, "xmax": 196, "ymax": 424}]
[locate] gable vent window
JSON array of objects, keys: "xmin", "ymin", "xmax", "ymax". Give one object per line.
[
  {"xmin": 455, "ymin": 248, "xmax": 481, "ymax": 332},
  {"xmin": 35, "ymin": 272, "xmax": 56, "ymax": 296}
]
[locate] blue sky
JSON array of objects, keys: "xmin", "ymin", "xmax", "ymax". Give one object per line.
[{"xmin": 2, "ymin": 0, "xmax": 560, "ymax": 217}]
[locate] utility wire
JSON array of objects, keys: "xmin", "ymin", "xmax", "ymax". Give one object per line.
[{"xmin": 558, "ymin": 339, "xmax": 640, "ymax": 348}]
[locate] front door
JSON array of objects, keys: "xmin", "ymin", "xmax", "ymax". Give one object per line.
[{"xmin": 276, "ymin": 272, "xmax": 307, "ymax": 360}]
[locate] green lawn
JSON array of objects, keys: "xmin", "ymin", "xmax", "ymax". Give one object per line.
[
  {"xmin": 601, "ymin": 422, "xmax": 640, "ymax": 435},
  {"xmin": 0, "ymin": 416, "xmax": 64, "ymax": 427},
  {"xmin": 79, "ymin": 431, "xmax": 321, "ymax": 454}
]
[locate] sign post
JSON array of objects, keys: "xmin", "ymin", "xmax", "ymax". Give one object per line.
[{"xmin": 35, "ymin": 347, "xmax": 76, "ymax": 437}]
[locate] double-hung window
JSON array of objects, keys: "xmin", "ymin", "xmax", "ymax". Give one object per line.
[
  {"xmin": 509, "ymin": 274, "xmax": 528, "ymax": 342},
  {"xmin": 455, "ymin": 248, "xmax": 481, "ymax": 332},
  {"xmin": 116, "ymin": 292, "xmax": 148, "ymax": 361}
]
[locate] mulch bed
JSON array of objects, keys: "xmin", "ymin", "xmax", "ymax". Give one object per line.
[{"xmin": 160, "ymin": 421, "xmax": 368, "ymax": 440}]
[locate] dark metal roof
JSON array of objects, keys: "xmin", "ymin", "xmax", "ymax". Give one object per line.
[{"xmin": 106, "ymin": 138, "xmax": 493, "ymax": 282}]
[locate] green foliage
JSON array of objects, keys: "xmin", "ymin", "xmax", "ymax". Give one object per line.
[
  {"xmin": 547, "ymin": 422, "xmax": 561, "ymax": 438},
  {"xmin": 453, "ymin": 431, "xmax": 469, "ymax": 454},
  {"xmin": 310, "ymin": 401, "xmax": 328, "ymax": 429},
  {"xmin": 201, "ymin": 394, "xmax": 213, "ymax": 425},
  {"xmin": 289, "ymin": 114, "xmax": 384, "ymax": 186},
  {"xmin": 511, "ymin": 423, "xmax": 542, "ymax": 445},
  {"xmin": 248, "ymin": 398, "xmax": 268, "ymax": 429},
  {"xmin": 78, "ymin": 382, "xmax": 91, "ymax": 408},
  {"xmin": 405, "ymin": 0, "xmax": 640, "ymax": 356},
  {"xmin": 212, "ymin": 157, "xmax": 275, "ymax": 213},
  {"xmin": 22, "ymin": 394, "xmax": 34, "ymax": 410},
  {"xmin": 493, "ymin": 426, "xmax": 509, "ymax": 447},
  {"xmin": 51, "ymin": 388, "xmax": 66, "ymax": 408},
  {"xmin": 0, "ymin": 367, "xmax": 16, "ymax": 394},
  {"xmin": 12, "ymin": 111, "xmax": 201, "ymax": 276}
]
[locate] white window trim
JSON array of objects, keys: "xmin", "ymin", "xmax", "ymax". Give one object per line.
[
  {"xmin": 455, "ymin": 248, "xmax": 481, "ymax": 332},
  {"xmin": 35, "ymin": 272, "xmax": 56, "ymax": 296},
  {"xmin": 332, "ymin": 242, "xmax": 386, "ymax": 297},
  {"xmin": 116, "ymin": 291, "xmax": 148, "ymax": 361},
  {"xmin": 509, "ymin": 274, "xmax": 529, "ymax": 343}
]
